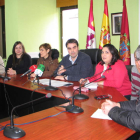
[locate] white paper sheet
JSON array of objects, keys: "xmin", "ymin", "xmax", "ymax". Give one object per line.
[
  {"xmin": 85, "ymin": 82, "xmax": 98, "ymax": 89},
  {"xmin": 34, "ymin": 78, "xmax": 73, "ymax": 87},
  {"xmin": 91, "ymin": 109, "xmax": 112, "ymax": 120}
]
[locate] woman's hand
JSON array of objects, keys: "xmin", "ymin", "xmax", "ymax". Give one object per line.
[
  {"xmin": 7, "ymin": 68, "xmax": 16, "ymax": 75},
  {"xmin": 97, "ymin": 81, "xmax": 104, "ymax": 85},
  {"xmin": 30, "ymin": 73, "xmax": 36, "ymax": 78},
  {"xmin": 79, "ymin": 78, "xmax": 87, "ymax": 84}
]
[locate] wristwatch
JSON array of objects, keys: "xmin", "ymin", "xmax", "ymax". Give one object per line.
[{"xmin": 63, "ymin": 75, "xmax": 67, "ymax": 80}]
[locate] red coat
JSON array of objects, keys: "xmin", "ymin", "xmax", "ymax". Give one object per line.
[{"xmin": 88, "ymin": 60, "xmax": 131, "ymax": 96}]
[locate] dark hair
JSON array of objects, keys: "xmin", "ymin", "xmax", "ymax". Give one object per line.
[
  {"xmin": 12, "ymin": 41, "xmax": 26, "ymax": 67},
  {"xmin": 100, "ymin": 44, "xmax": 120, "ymax": 65},
  {"xmin": 65, "ymin": 38, "xmax": 79, "ymax": 47},
  {"xmin": 39, "ymin": 43, "xmax": 52, "ymax": 57}
]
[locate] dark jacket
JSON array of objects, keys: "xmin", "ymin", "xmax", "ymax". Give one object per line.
[
  {"xmin": 108, "ymin": 95, "xmax": 140, "ymax": 139},
  {"xmin": 55, "ymin": 51, "xmax": 94, "ymax": 81}
]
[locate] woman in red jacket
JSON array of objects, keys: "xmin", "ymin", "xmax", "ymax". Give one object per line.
[{"xmin": 80, "ymin": 44, "xmax": 131, "ymax": 100}]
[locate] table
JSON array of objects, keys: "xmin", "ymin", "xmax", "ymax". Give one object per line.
[{"xmin": 0, "ymin": 74, "xmax": 135, "ymax": 140}]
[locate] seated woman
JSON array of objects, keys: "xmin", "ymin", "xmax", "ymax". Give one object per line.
[
  {"xmin": 79, "ymin": 44, "xmax": 131, "ymax": 100},
  {"xmin": 30, "ymin": 43, "xmax": 58, "ymax": 77},
  {"xmin": 6, "ymin": 41, "xmax": 32, "ymax": 75},
  {"xmin": 0, "ymin": 55, "xmax": 5, "ymax": 74}
]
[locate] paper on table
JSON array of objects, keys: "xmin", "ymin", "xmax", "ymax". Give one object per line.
[
  {"xmin": 91, "ymin": 109, "xmax": 112, "ymax": 120},
  {"xmin": 34, "ymin": 78, "xmax": 73, "ymax": 87},
  {"xmin": 85, "ymin": 82, "xmax": 98, "ymax": 89}
]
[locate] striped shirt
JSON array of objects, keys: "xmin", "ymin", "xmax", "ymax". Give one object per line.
[{"xmin": 131, "ymin": 66, "xmax": 140, "ymax": 100}]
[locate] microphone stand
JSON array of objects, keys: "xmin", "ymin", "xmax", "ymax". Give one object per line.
[
  {"xmin": 74, "ymin": 75, "xmax": 105, "ymax": 100},
  {"xmin": 36, "ymin": 75, "xmax": 39, "ymax": 86},
  {"xmin": 74, "ymin": 80, "xmax": 89, "ymax": 100},
  {"xmin": 45, "ymin": 63, "xmax": 77, "ymax": 91},
  {"xmin": 0, "ymin": 64, "xmax": 11, "ymax": 81},
  {"xmin": 3, "ymin": 93, "xmax": 52, "ymax": 139},
  {"xmin": 0, "ymin": 72, "xmax": 11, "ymax": 81},
  {"xmin": 45, "ymin": 75, "xmax": 58, "ymax": 91},
  {"xmin": 74, "ymin": 68, "xmax": 111, "ymax": 100},
  {"xmin": 65, "ymin": 89, "xmax": 84, "ymax": 113}
]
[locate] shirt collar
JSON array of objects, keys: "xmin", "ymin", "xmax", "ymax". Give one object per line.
[{"xmin": 69, "ymin": 55, "xmax": 78, "ymax": 64}]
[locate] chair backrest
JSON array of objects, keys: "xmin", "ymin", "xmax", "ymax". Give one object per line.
[
  {"xmin": 31, "ymin": 49, "xmax": 59, "ymax": 65},
  {"xmin": 125, "ymin": 65, "xmax": 133, "ymax": 81},
  {"xmin": 80, "ymin": 49, "xmax": 102, "ymax": 74}
]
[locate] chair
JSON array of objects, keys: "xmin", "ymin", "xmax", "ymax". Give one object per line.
[
  {"xmin": 31, "ymin": 49, "xmax": 59, "ymax": 65},
  {"xmin": 126, "ymin": 65, "xmax": 133, "ymax": 81},
  {"xmin": 80, "ymin": 49, "xmax": 102, "ymax": 74}
]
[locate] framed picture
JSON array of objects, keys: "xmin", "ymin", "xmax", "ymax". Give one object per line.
[{"xmin": 111, "ymin": 12, "xmax": 122, "ymax": 35}]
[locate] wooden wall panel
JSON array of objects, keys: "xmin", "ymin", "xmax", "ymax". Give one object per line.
[
  {"xmin": 0, "ymin": 0, "xmax": 4, "ymax": 6},
  {"xmin": 56, "ymin": 0, "xmax": 78, "ymax": 7}
]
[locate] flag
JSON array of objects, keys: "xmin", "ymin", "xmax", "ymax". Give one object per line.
[
  {"xmin": 119, "ymin": 0, "xmax": 131, "ymax": 65},
  {"xmin": 99, "ymin": 0, "xmax": 111, "ymax": 49},
  {"xmin": 86, "ymin": 0, "xmax": 96, "ymax": 49}
]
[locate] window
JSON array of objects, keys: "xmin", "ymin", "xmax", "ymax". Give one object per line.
[{"xmin": 60, "ymin": 6, "xmax": 78, "ymax": 57}]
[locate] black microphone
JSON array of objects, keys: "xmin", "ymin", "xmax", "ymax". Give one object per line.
[
  {"xmin": 91, "ymin": 67, "xmax": 112, "ymax": 78},
  {"xmin": 84, "ymin": 75, "xmax": 105, "ymax": 88},
  {"xmin": 55, "ymin": 75, "xmax": 106, "ymax": 114},
  {"xmin": 3, "ymin": 93, "xmax": 52, "ymax": 139},
  {"xmin": 45, "ymin": 63, "xmax": 77, "ymax": 91},
  {"xmin": 74, "ymin": 75, "xmax": 106, "ymax": 100},
  {"xmin": 63, "ymin": 63, "xmax": 77, "ymax": 70},
  {"xmin": 74, "ymin": 67, "xmax": 111, "ymax": 100}
]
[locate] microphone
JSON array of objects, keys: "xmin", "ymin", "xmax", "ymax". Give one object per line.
[
  {"xmin": 33, "ymin": 64, "xmax": 45, "ymax": 85},
  {"xmin": 54, "ymin": 63, "xmax": 77, "ymax": 77},
  {"xmin": 74, "ymin": 67, "xmax": 111, "ymax": 100},
  {"xmin": 3, "ymin": 93, "xmax": 52, "ymax": 139},
  {"xmin": 45, "ymin": 63, "xmax": 77, "ymax": 91},
  {"xmin": 34, "ymin": 64, "xmax": 45, "ymax": 77},
  {"xmin": 90, "ymin": 67, "xmax": 111, "ymax": 79},
  {"xmin": 20, "ymin": 65, "xmax": 37, "ymax": 77},
  {"xmin": 84, "ymin": 75, "xmax": 105, "ymax": 87},
  {"xmin": 74, "ymin": 75, "xmax": 106, "ymax": 100},
  {"xmin": 63, "ymin": 63, "xmax": 77, "ymax": 70}
]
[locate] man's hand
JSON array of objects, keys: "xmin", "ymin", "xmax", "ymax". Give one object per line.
[
  {"xmin": 101, "ymin": 99, "xmax": 120, "ymax": 115},
  {"xmin": 54, "ymin": 76, "xmax": 65, "ymax": 81},
  {"xmin": 57, "ymin": 65, "xmax": 66, "ymax": 75}
]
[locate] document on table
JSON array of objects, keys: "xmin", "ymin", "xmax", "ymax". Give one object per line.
[
  {"xmin": 85, "ymin": 82, "xmax": 98, "ymax": 89},
  {"xmin": 34, "ymin": 78, "xmax": 73, "ymax": 87},
  {"xmin": 91, "ymin": 109, "xmax": 112, "ymax": 120}
]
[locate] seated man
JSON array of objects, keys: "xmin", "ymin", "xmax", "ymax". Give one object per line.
[
  {"xmin": 101, "ymin": 96, "xmax": 140, "ymax": 139},
  {"xmin": 54, "ymin": 38, "xmax": 94, "ymax": 81},
  {"xmin": 131, "ymin": 45, "xmax": 140, "ymax": 100}
]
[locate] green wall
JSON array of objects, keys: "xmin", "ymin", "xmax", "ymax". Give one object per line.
[
  {"xmin": 5, "ymin": 0, "xmax": 60, "ymax": 58},
  {"xmin": 5, "ymin": 0, "xmax": 139, "ymax": 60},
  {"xmin": 78, "ymin": 0, "xmax": 139, "ymax": 53}
]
